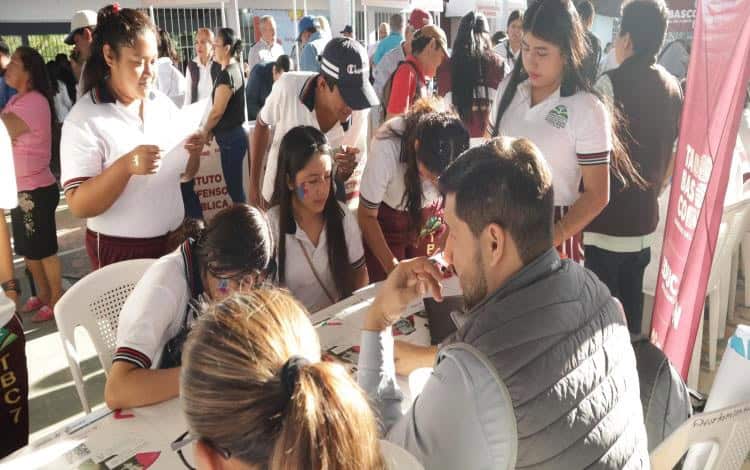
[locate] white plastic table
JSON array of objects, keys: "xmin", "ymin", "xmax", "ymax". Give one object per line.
[{"xmin": 1, "ymin": 284, "xmax": 435, "ymax": 469}]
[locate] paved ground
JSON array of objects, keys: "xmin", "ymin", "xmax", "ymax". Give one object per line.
[{"xmin": 9, "ymin": 192, "xmax": 750, "ymax": 465}]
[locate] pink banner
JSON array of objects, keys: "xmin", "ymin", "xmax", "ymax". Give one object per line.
[{"xmin": 650, "ymin": 0, "xmax": 750, "ymax": 378}]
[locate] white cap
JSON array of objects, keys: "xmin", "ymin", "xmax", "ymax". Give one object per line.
[{"xmin": 65, "ymin": 10, "xmax": 97, "ymax": 45}]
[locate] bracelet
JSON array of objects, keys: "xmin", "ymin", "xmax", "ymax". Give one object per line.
[{"xmin": 1, "ymin": 279, "xmax": 21, "ymax": 295}]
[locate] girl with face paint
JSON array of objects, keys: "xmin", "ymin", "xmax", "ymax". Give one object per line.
[
  {"xmin": 104, "ymin": 204, "xmax": 276, "ymax": 411},
  {"xmin": 268, "ymin": 126, "xmax": 369, "ymax": 313}
]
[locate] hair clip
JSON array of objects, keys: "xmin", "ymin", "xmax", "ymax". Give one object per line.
[{"xmin": 112, "ymin": 2, "xmax": 121, "ymax": 13}]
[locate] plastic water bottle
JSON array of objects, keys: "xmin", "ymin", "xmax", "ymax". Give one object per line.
[{"xmin": 728, "ymin": 324, "xmax": 750, "ymax": 360}]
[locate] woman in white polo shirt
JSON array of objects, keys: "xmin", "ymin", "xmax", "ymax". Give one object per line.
[
  {"xmin": 104, "ymin": 204, "xmax": 276, "ymax": 410},
  {"xmin": 60, "ymin": 5, "xmax": 200, "ymax": 269},
  {"xmin": 358, "ymin": 99, "xmax": 469, "ymax": 281},
  {"xmin": 487, "ymin": 0, "xmax": 643, "ymax": 263},
  {"xmin": 268, "ymin": 126, "xmax": 368, "ymax": 313}
]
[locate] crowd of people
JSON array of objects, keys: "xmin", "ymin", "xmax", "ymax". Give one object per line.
[{"xmin": 0, "ymin": 0, "xmax": 699, "ymax": 467}]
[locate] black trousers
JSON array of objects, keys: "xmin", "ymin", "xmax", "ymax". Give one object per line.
[{"xmin": 584, "ymin": 245, "xmax": 651, "ymax": 334}]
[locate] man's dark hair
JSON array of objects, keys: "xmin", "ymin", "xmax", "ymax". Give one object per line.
[
  {"xmin": 576, "ymin": 1, "xmax": 595, "ymax": 25},
  {"xmin": 0, "ymin": 38, "xmax": 10, "ymax": 57},
  {"xmin": 273, "ymin": 54, "xmax": 291, "ymax": 73},
  {"xmin": 492, "ymin": 31, "xmax": 507, "ymax": 45},
  {"xmin": 620, "ymin": 0, "xmax": 668, "ymax": 58},
  {"xmin": 439, "ymin": 137, "xmax": 554, "ymax": 264}
]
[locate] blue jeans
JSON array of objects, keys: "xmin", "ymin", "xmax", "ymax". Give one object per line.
[
  {"xmin": 215, "ymin": 126, "xmax": 248, "ymax": 203},
  {"xmin": 180, "ymin": 179, "xmax": 204, "ymax": 220}
]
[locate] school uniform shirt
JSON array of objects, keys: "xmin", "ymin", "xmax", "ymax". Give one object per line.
[
  {"xmin": 184, "ymin": 57, "xmax": 216, "ymax": 105},
  {"xmin": 386, "ymin": 55, "xmax": 427, "ymax": 116},
  {"xmin": 360, "ymin": 118, "xmax": 441, "ymax": 211},
  {"xmin": 156, "ymin": 57, "xmax": 188, "ymax": 107},
  {"xmin": 60, "ymin": 86, "xmax": 185, "ymax": 238},
  {"xmin": 113, "ymin": 247, "xmax": 194, "ymax": 369},
  {"xmin": 267, "ymin": 203, "xmax": 366, "ymax": 313},
  {"xmin": 488, "ymin": 77, "xmax": 612, "ymax": 207},
  {"xmin": 494, "ymin": 39, "xmax": 520, "ymax": 75},
  {"xmin": 247, "ymin": 38, "xmax": 284, "ymax": 72},
  {"xmin": 257, "ymin": 72, "xmax": 369, "ymax": 203}
]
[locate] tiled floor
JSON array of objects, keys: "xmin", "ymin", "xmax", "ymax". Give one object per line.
[{"xmin": 9, "ymin": 196, "xmax": 750, "ymax": 465}]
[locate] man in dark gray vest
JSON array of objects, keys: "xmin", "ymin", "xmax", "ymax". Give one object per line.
[{"xmin": 358, "ymin": 137, "xmax": 650, "ymax": 469}]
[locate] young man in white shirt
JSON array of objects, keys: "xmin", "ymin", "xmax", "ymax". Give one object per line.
[
  {"xmin": 184, "ymin": 28, "xmax": 222, "ymax": 105},
  {"xmin": 250, "ymin": 37, "xmax": 378, "ymax": 209},
  {"xmin": 248, "ymin": 16, "xmax": 284, "ymax": 72},
  {"xmin": 64, "ymin": 10, "xmax": 97, "ymax": 99}
]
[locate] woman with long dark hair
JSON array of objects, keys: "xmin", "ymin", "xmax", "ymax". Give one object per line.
[
  {"xmin": 1, "ymin": 46, "xmax": 62, "ymax": 323},
  {"xmin": 494, "ymin": 9, "xmax": 523, "ymax": 75},
  {"xmin": 61, "ymin": 5, "xmax": 201, "ymax": 269},
  {"xmin": 437, "ymin": 11, "xmax": 504, "ymax": 137},
  {"xmin": 487, "ymin": 0, "xmax": 643, "ymax": 263},
  {"xmin": 359, "ymin": 99, "xmax": 469, "ymax": 281},
  {"xmin": 268, "ymin": 126, "xmax": 368, "ymax": 312},
  {"xmin": 105, "ymin": 204, "xmax": 276, "ymax": 410},
  {"xmin": 193, "ymin": 27, "xmax": 247, "ymax": 204}
]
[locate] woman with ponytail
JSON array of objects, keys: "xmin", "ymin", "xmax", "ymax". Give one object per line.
[
  {"xmin": 105, "ymin": 204, "xmax": 276, "ymax": 410},
  {"xmin": 193, "ymin": 28, "xmax": 248, "ymax": 204},
  {"xmin": 177, "ymin": 289, "xmax": 422, "ymax": 470},
  {"xmin": 487, "ymin": 0, "xmax": 644, "ymax": 263},
  {"xmin": 436, "ymin": 11, "xmax": 505, "ymax": 137},
  {"xmin": 359, "ymin": 98, "xmax": 469, "ymax": 281},
  {"xmin": 61, "ymin": 4, "xmax": 203, "ymax": 269}
]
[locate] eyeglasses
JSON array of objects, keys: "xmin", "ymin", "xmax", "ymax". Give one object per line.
[{"xmin": 172, "ymin": 431, "xmax": 231, "ymax": 469}]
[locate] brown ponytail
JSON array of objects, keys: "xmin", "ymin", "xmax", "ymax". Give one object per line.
[{"xmin": 180, "ymin": 290, "xmax": 386, "ymax": 470}]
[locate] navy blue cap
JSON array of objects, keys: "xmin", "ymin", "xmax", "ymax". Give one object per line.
[{"xmin": 319, "ymin": 37, "xmax": 379, "ymax": 110}]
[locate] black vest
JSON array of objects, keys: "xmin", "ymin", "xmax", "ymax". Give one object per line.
[{"xmin": 187, "ymin": 60, "xmax": 222, "ymax": 104}]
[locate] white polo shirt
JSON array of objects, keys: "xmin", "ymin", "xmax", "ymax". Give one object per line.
[
  {"xmin": 184, "ymin": 57, "xmax": 216, "ymax": 105},
  {"xmin": 247, "ymin": 38, "xmax": 284, "ymax": 71},
  {"xmin": 61, "ymin": 87, "xmax": 185, "ymax": 238},
  {"xmin": 113, "ymin": 247, "xmax": 193, "ymax": 369},
  {"xmin": 360, "ymin": 118, "xmax": 441, "ymax": 211},
  {"xmin": 267, "ymin": 203, "xmax": 365, "ymax": 313},
  {"xmin": 488, "ymin": 77, "xmax": 611, "ymax": 206},
  {"xmin": 258, "ymin": 72, "xmax": 369, "ymax": 203}
]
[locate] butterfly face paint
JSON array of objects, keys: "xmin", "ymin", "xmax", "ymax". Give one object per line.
[{"xmin": 295, "ymin": 184, "xmax": 308, "ymax": 201}]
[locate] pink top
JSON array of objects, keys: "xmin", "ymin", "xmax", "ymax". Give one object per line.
[{"xmin": 2, "ymin": 91, "xmax": 55, "ymax": 191}]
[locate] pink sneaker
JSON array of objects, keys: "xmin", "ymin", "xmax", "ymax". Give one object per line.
[
  {"xmin": 22, "ymin": 296, "xmax": 43, "ymax": 313},
  {"xmin": 32, "ymin": 305, "xmax": 54, "ymax": 323}
]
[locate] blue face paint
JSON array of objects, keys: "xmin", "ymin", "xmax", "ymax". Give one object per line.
[
  {"xmin": 217, "ymin": 278, "xmax": 230, "ymax": 293},
  {"xmin": 295, "ymin": 185, "xmax": 307, "ymax": 200}
]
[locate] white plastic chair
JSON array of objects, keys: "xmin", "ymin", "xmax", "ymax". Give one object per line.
[
  {"xmin": 650, "ymin": 400, "xmax": 750, "ymax": 470},
  {"xmin": 54, "ymin": 258, "xmax": 156, "ymax": 413}
]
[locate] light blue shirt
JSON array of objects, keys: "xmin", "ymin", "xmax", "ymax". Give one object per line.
[
  {"xmin": 300, "ymin": 32, "xmax": 328, "ymax": 73},
  {"xmin": 373, "ymin": 32, "xmax": 404, "ymax": 65},
  {"xmin": 358, "ymin": 329, "xmax": 516, "ymax": 470}
]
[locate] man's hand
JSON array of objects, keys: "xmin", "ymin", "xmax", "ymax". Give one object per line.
[
  {"xmin": 364, "ymin": 257, "xmax": 443, "ymax": 332},
  {"xmin": 334, "ymin": 145, "xmax": 359, "ymax": 182},
  {"xmin": 394, "ymin": 342, "xmax": 437, "ymax": 376}
]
